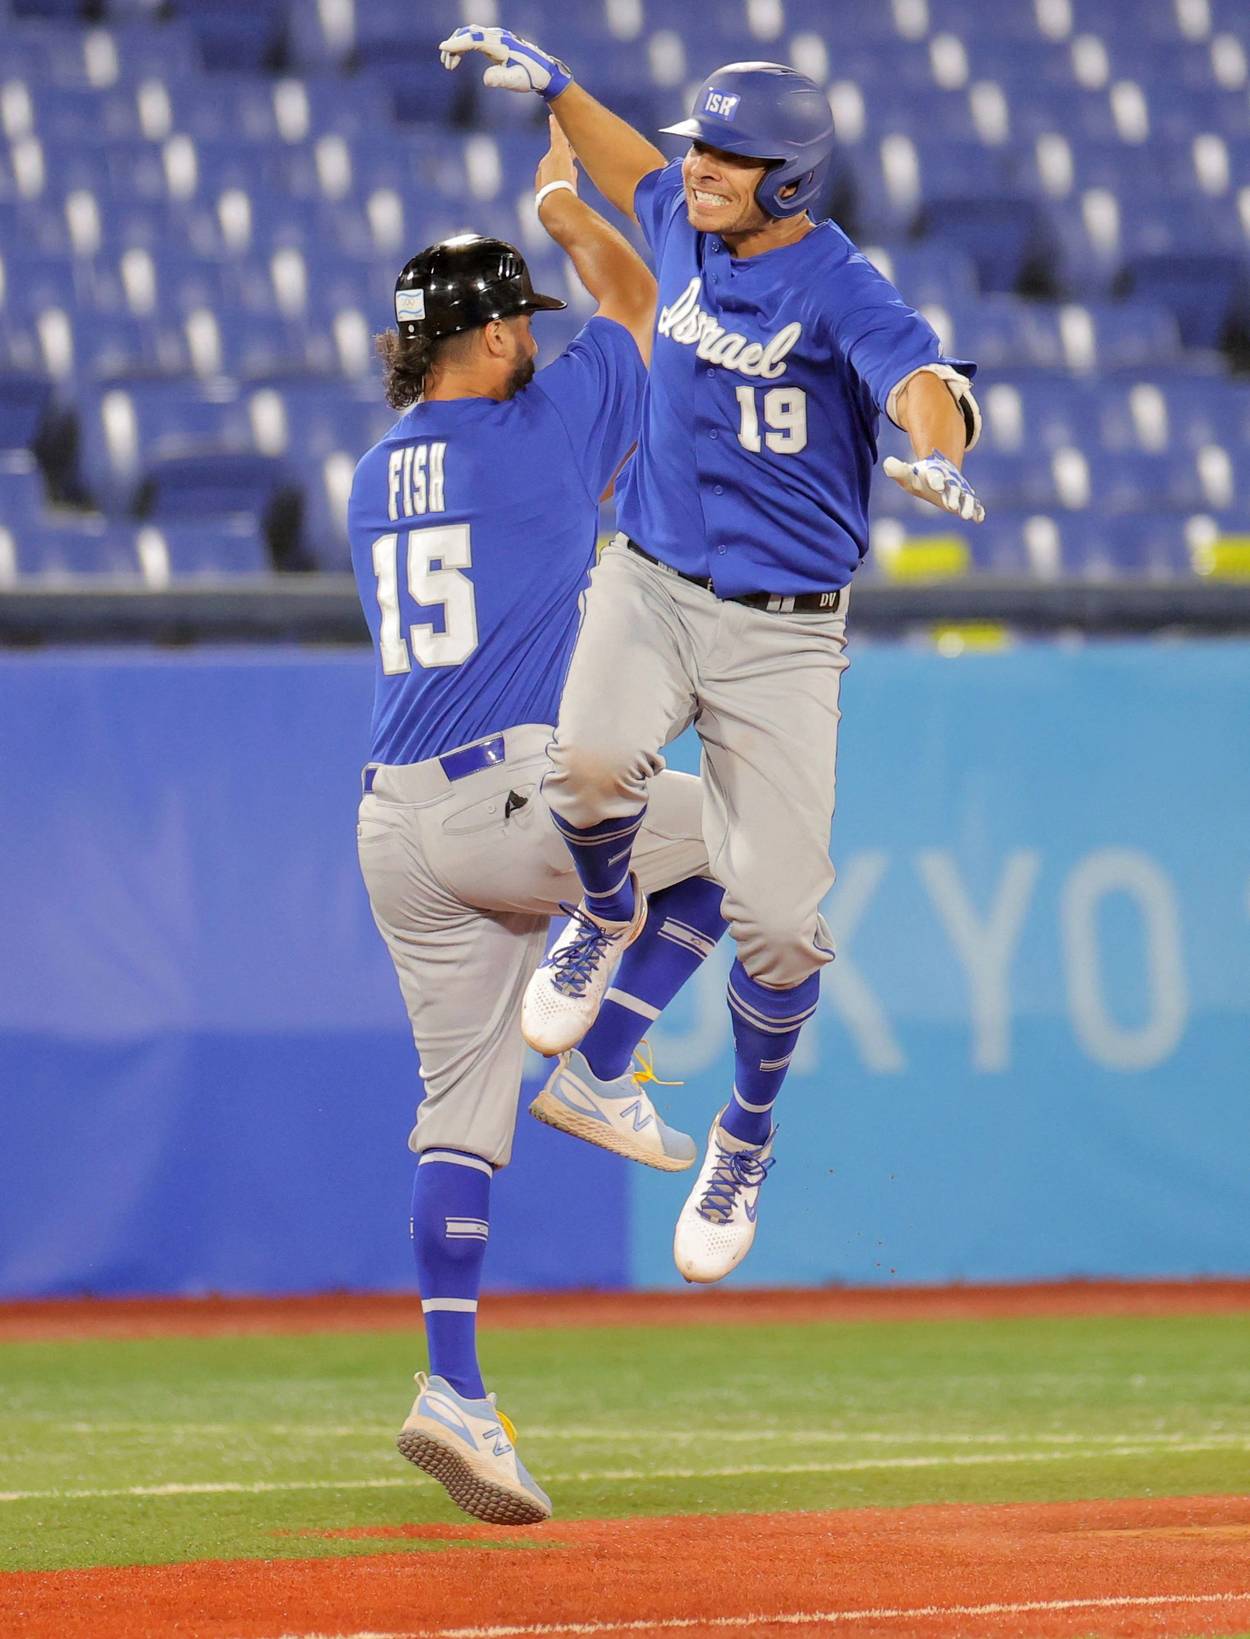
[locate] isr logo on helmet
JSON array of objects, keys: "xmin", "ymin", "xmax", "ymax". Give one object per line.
[{"xmin": 703, "ymin": 90, "xmax": 740, "ymax": 119}]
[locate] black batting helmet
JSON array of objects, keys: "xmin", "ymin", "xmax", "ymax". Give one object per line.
[{"xmin": 393, "ymin": 233, "xmax": 566, "ymax": 342}]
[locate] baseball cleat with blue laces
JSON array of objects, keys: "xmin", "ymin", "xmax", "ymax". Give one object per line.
[
  {"xmin": 396, "ymin": 1373, "xmax": 552, "ymax": 1526},
  {"xmin": 521, "ymin": 877, "xmax": 647, "ymax": 1055},
  {"xmin": 529, "ymin": 1046, "xmax": 696, "ymax": 1171},
  {"xmin": 673, "ymin": 1110, "xmax": 776, "ymax": 1283}
]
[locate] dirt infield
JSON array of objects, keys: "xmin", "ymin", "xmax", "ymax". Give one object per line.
[
  {"xmin": 3, "ymin": 1495, "xmax": 1249, "ymax": 1638},
  {"xmin": 4, "ymin": 1280, "xmax": 1250, "ymax": 1341}
]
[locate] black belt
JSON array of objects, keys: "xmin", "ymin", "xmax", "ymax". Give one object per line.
[{"xmin": 625, "ymin": 540, "xmax": 843, "ymax": 614}]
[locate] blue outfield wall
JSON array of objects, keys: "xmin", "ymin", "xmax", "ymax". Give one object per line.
[{"xmin": 0, "ymin": 641, "xmax": 1247, "ymax": 1298}]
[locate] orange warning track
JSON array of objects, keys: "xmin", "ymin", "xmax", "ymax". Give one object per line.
[
  {"xmin": 3, "ymin": 1495, "xmax": 1249, "ymax": 1638},
  {"xmin": 3, "ymin": 1280, "xmax": 1249, "ymax": 1341}
]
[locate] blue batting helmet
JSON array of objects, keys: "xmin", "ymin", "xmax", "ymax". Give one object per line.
[{"xmin": 660, "ymin": 62, "xmax": 836, "ymax": 220}]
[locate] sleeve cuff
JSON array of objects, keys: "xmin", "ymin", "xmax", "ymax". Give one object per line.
[{"xmin": 887, "ymin": 363, "xmax": 982, "ymax": 452}]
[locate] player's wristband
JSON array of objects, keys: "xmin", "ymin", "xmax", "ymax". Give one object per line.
[{"xmin": 535, "ymin": 179, "xmax": 577, "ymax": 212}]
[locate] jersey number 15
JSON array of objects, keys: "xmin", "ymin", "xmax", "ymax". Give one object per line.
[{"xmin": 371, "ymin": 522, "xmax": 478, "ymax": 675}]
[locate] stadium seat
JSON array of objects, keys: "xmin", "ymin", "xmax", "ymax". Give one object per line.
[
  {"xmin": 1120, "ymin": 254, "xmax": 1250, "ymax": 352},
  {"xmin": 136, "ymin": 449, "xmax": 301, "ymax": 564},
  {"xmin": 76, "ymin": 374, "xmax": 254, "ymax": 510},
  {"xmin": 177, "ymin": 0, "xmax": 289, "ymax": 74},
  {"xmin": 134, "ymin": 516, "xmax": 271, "ymax": 580},
  {"xmin": 0, "ymin": 448, "xmax": 44, "ymax": 522},
  {"xmin": 0, "ymin": 369, "xmax": 53, "ymax": 451},
  {"xmin": 916, "ymin": 196, "xmax": 1058, "ymax": 293},
  {"xmin": 8, "ymin": 516, "xmax": 142, "ymax": 578}
]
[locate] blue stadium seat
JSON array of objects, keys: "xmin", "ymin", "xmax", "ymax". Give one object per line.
[
  {"xmin": 1122, "ymin": 254, "xmax": 1250, "ymax": 351},
  {"xmin": 999, "ymin": 87, "xmax": 1125, "ymax": 145},
  {"xmin": 917, "ymin": 196, "xmax": 1058, "ymax": 292},
  {"xmin": 84, "ymin": 200, "xmax": 223, "ymax": 258},
  {"xmin": 0, "ymin": 316, "xmax": 45, "ymax": 373},
  {"xmin": 10, "ymin": 517, "xmax": 142, "ymax": 578},
  {"xmin": 204, "ymin": 311, "xmax": 333, "ymax": 381},
  {"xmin": 138, "ymin": 516, "xmax": 271, "ymax": 578},
  {"xmin": 69, "ymin": 312, "xmax": 189, "ymax": 380},
  {"xmin": 290, "ymin": 447, "xmax": 355, "ymax": 569},
  {"xmin": 1061, "ymin": 513, "xmax": 1194, "ymax": 580},
  {"xmin": 964, "ymin": 39, "xmax": 1088, "ymax": 89},
  {"xmin": 11, "ymin": 0, "xmax": 91, "ymax": 17},
  {"xmin": 1098, "ymin": 373, "xmax": 1250, "ymax": 454},
  {"xmin": 77, "ymin": 374, "xmax": 254, "ymax": 510},
  {"xmin": 24, "ymin": 82, "xmax": 149, "ymax": 141},
  {"xmin": 357, "ymin": 60, "xmax": 465, "ymax": 129},
  {"xmin": 136, "ymin": 451, "xmax": 298, "ymax": 561},
  {"xmin": 0, "ymin": 199, "xmax": 74, "ymax": 260},
  {"xmin": 0, "ymin": 24, "xmax": 98, "ymax": 85},
  {"xmin": 862, "ymin": 243, "xmax": 980, "ymax": 307},
  {"xmin": 0, "ymin": 369, "xmax": 53, "ymax": 451},
  {"xmin": 177, "ymin": 0, "xmax": 289, "ymax": 74},
  {"xmin": 0, "ymin": 449, "xmax": 44, "ymax": 522},
  {"xmin": 160, "ymin": 77, "xmax": 286, "ymax": 143},
  {"xmin": 980, "ymin": 372, "xmax": 1102, "ymax": 455}
]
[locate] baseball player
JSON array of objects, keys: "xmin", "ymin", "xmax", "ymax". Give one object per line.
[
  {"xmin": 440, "ymin": 34, "xmax": 985, "ymax": 1283},
  {"xmin": 351, "ymin": 124, "xmax": 727, "ymax": 1526}
]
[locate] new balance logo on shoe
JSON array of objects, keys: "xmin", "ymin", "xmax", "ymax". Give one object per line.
[
  {"xmin": 483, "ymin": 1424, "xmax": 513, "ymax": 1458},
  {"xmin": 619, "ymin": 1099, "xmax": 654, "ymax": 1133}
]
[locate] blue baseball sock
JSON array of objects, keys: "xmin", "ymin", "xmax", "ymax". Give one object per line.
[
  {"xmin": 410, "ymin": 1148, "xmax": 492, "ymax": 1400},
  {"xmin": 721, "ymin": 959, "xmax": 820, "ymax": 1147},
  {"xmin": 550, "ymin": 808, "xmax": 646, "ymax": 923},
  {"xmin": 579, "ymin": 875, "xmax": 727, "ymax": 1081}
]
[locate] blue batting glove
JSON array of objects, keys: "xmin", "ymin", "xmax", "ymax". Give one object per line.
[
  {"xmin": 439, "ymin": 24, "xmax": 573, "ymax": 102},
  {"xmin": 882, "ymin": 450, "xmax": 986, "ymax": 523}
]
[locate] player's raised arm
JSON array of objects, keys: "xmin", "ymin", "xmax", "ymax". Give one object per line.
[
  {"xmin": 439, "ymin": 24, "xmax": 665, "ymax": 219},
  {"xmin": 532, "ymin": 118, "xmax": 656, "ymax": 360}
]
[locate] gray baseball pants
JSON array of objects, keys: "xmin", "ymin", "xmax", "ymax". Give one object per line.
[
  {"xmin": 544, "ymin": 538, "xmax": 850, "ymax": 989},
  {"xmin": 357, "ymin": 723, "xmax": 710, "ymax": 1167}
]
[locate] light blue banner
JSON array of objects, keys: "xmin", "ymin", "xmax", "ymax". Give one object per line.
[
  {"xmin": 0, "ymin": 642, "xmax": 1246, "ymax": 1296},
  {"xmin": 633, "ymin": 641, "xmax": 1250, "ymax": 1286}
]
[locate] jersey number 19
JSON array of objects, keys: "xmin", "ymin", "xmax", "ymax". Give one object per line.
[
  {"xmin": 371, "ymin": 522, "xmax": 479, "ymax": 674},
  {"xmin": 735, "ymin": 385, "xmax": 808, "ymax": 454}
]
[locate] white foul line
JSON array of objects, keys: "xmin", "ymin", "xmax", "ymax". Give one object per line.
[
  {"xmin": 255, "ymin": 1589, "xmax": 1250, "ymax": 1639},
  {"xmin": 30, "ymin": 1422, "xmax": 1250, "ymax": 1449},
  {"xmin": 0, "ymin": 1438, "xmax": 1245, "ymax": 1503}
]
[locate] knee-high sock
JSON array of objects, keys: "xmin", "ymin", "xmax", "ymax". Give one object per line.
[
  {"xmin": 578, "ymin": 875, "xmax": 727, "ymax": 1081},
  {"xmin": 721, "ymin": 959, "xmax": 820, "ymax": 1146},
  {"xmin": 411, "ymin": 1149, "xmax": 492, "ymax": 1400},
  {"xmin": 550, "ymin": 808, "xmax": 646, "ymax": 923}
]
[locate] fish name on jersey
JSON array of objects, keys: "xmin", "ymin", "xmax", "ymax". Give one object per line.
[
  {"xmin": 656, "ymin": 277, "xmax": 801, "ymax": 380},
  {"xmin": 388, "ymin": 440, "xmax": 448, "ymax": 521}
]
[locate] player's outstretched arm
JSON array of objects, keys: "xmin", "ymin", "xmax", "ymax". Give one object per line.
[
  {"xmin": 439, "ymin": 24, "xmax": 665, "ymax": 219},
  {"xmin": 883, "ymin": 372, "xmax": 987, "ymax": 523},
  {"xmin": 534, "ymin": 118, "xmax": 656, "ymax": 361}
]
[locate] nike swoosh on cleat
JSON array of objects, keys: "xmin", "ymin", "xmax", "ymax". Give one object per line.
[{"xmin": 744, "ymin": 1198, "xmax": 758, "ymax": 1223}]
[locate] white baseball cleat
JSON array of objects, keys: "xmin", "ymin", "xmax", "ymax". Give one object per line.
[
  {"xmin": 396, "ymin": 1373, "xmax": 552, "ymax": 1526},
  {"xmin": 673, "ymin": 1110, "xmax": 776, "ymax": 1284},
  {"xmin": 521, "ymin": 878, "xmax": 647, "ymax": 1055},
  {"xmin": 529, "ymin": 1048, "xmax": 696, "ymax": 1171}
]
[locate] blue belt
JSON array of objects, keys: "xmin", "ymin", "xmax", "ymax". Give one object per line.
[{"xmin": 363, "ymin": 734, "xmax": 507, "ymax": 794}]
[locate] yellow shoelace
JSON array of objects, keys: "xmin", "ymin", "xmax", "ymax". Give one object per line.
[{"xmin": 629, "ymin": 1039, "xmax": 683, "ymax": 1091}]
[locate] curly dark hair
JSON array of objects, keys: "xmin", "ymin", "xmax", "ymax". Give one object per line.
[
  {"xmin": 375, "ymin": 329, "xmax": 435, "ymax": 411},
  {"xmin": 375, "ymin": 327, "xmax": 482, "ymax": 410}
]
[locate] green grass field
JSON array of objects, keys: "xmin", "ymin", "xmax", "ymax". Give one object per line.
[{"xmin": 2, "ymin": 1310, "xmax": 1248, "ymax": 1576}]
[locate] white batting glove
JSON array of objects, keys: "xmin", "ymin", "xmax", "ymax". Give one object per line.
[
  {"xmin": 439, "ymin": 24, "xmax": 573, "ymax": 101},
  {"xmin": 883, "ymin": 450, "xmax": 986, "ymax": 523}
]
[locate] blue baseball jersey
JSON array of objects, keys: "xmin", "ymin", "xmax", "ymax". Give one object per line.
[
  {"xmin": 617, "ymin": 160, "xmax": 976, "ymax": 597},
  {"xmin": 349, "ymin": 317, "xmax": 645, "ymax": 765}
]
